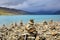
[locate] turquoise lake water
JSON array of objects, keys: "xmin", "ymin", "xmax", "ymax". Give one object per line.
[{"xmin": 0, "ymin": 15, "xmax": 60, "ymax": 26}]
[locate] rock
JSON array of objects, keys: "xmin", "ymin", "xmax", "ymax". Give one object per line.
[
  {"xmin": 0, "ymin": 20, "xmax": 60, "ymax": 40},
  {"xmin": 20, "ymin": 20, "xmax": 23, "ymax": 26},
  {"xmin": 35, "ymin": 36, "xmax": 40, "ymax": 40}
]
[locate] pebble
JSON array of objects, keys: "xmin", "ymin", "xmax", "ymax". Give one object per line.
[{"xmin": 0, "ymin": 20, "xmax": 60, "ymax": 40}]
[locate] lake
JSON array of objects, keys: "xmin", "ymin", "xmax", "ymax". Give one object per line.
[{"xmin": 0, "ymin": 15, "xmax": 60, "ymax": 26}]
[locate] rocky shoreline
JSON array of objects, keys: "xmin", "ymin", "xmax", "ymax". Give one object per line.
[{"xmin": 0, "ymin": 20, "xmax": 60, "ymax": 40}]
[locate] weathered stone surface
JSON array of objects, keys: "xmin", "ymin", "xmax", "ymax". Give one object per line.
[{"xmin": 0, "ymin": 20, "xmax": 60, "ymax": 40}]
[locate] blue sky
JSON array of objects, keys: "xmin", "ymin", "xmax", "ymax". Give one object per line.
[{"xmin": 0, "ymin": 0, "xmax": 60, "ymax": 12}]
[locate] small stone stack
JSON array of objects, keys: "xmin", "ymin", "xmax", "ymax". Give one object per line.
[{"xmin": 0, "ymin": 19, "xmax": 60, "ymax": 40}]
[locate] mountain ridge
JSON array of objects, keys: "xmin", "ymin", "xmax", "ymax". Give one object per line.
[
  {"xmin": 33, "ymin": 11, "xmax": 60, "ymax": 15},
  {"xmin": 0, "ymin": 7, "xmax": 30, "ymax": 15},
  {"xmin": 0, "ymin": 7, "xmax": 60, "ymax": 15}
]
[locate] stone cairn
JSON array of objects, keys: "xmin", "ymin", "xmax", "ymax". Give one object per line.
[{"xmin": 0, "ymin": 19, "xmax": 60, "ymax": 40}]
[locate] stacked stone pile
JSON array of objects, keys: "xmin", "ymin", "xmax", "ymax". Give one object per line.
[{"xmin": 0, "ymin": 20, "xmax": 60, "ymax": 40}]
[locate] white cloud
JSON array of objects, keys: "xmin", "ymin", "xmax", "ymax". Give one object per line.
[{"xmin": 0, "ymin": 0, "xmax": 60, "ymax": 12}]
